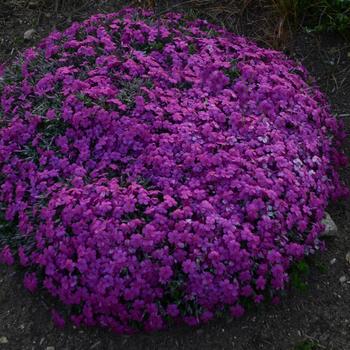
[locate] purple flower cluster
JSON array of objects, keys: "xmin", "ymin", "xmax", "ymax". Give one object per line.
[{"xmin": 0, "ymin": 7, "xmax": 347, "ymax": 333}]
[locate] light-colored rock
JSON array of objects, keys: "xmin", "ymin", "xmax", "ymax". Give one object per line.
[
  {"xmin": 28, "ymin": 1, "xmax": 39, "ymax": 8},
  {"xmin": 24, "ymin": 29, "xmax": 36, "ymax": 40},
  {"xmin": 330, "ymin": 258, "xmax": 337, "ymax": 265},
  {"xmin": 321, "ymin": 212, "xmax": 338, "ymax": 237},
  {"xmin": 339, "ymin": 275, "xmax": 347, "ymax": 284},
  {"xmin": 90, "ymin": 341, "xmax": 101, "ymax": 349},
  {"xmin": 346, "ymin": 252, "xmax": 350, "ymax": 264},
  {"xmin": 0, "ymin": 336, "xmax": 9, "ymax": 344}
]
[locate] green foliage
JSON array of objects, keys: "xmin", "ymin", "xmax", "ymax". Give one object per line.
[
  {"xmin": 0, "ymin": 59, "xmax": 24, "ymax": 90},
  {"xmin": 132, "ymin": 35, "xmax": 174, "ymax": 54},
  {"xmin": 290, "ymin": 259, "xmax": 310, "ymax": 292},
  {"xmin": 312, "ymin": 260, "xmax": 328, "ymax": 273},
  {"xmin": 117, "ymin": 78, "xmax": 153, "ymax": 108},
  {"xmin": 303, "ymin": 0, "xmax": 350, "ymax": 34},
  {"xmin": 224, "ymin": 59, "xmax": 240, "ymax": 82},
  {"xmin": 274, "ymin": 0, "xmax": 350, "ymax": 35},
  {"xmin": 0, "ymin": 210, "xmax": 35, "ymax": 253},
  {"xmin": 240, "ymin": 296, "xmax": 256, "ymax": 311},
  {"xmin": 294, "ymin": 339, "xmax": 319, "ymax": 350},
  {"xmin": 188, "ymin": 43, "xmax": 197, "ymax": 54}
]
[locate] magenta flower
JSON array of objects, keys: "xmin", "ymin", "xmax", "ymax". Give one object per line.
[
  {"xmin": 0, "ymin": 246, "xmax": 14, "ymax": 265},
  {"xmin": 166, "ymin": 304, "xmax": 180, "ymax": 318},
  {"xmin": 230, "ymin": 305, "xmax": 245, "ymax": 318},
  {"xmin": 23, "ymin": 273, "xmax": 38, "ymax": 293},
  {"xmin": 51, "ymin": 310, "xmax": 65, "ymax": 329}
]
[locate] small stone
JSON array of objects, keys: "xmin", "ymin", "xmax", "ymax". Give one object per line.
[
  {"xmin": 46, "ymin": 347, "xmax": 55, "ymax": 350},
  {"xmin": 24, "ymin": 29, "xmax": 36, "ymax": 41},
  {"xmin": 90, "ymin": 341, "xmax": 101, "ymax": 349},
  {"xmin": 346, "ymin": 252, "xmax": 350, "ymax": 264},
  {"xmin": 0, "ymin": 336, "xmax": 9, "ymax": 344},
  {"xmin": 330, "ymin": 258, "xmax": 337, "ymax": 265},
  {"xmin": 28, "ymin": 1, "xmax": 39, "ymax": 8},
  {"xmin": 339, "ymin": 276, "xmax": 347, "ymax": 283},
  {"xmin": 321, "ymin": 212, "xmax": 338, "ymax": 237}
]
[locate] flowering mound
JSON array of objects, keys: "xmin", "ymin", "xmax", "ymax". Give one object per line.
[{"xmin": 0, "ymin": 7, "xmax": 347, "ymax": 333}]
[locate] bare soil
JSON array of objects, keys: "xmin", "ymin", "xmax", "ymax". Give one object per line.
[{"xmin": 0, "ymin": 1, "xmax": 350, "ymax": 349}]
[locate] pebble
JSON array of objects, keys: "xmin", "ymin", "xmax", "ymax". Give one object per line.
[
  {"xmin": 90, "ymin": 341, "xmax": 101, "ymax": 349},
  {"xmin": 339, "ymin": 276, "xmax": 347, "ymax": 284},
  {"xmin": 24, "ymin": 29, "xmax": 36, "ymax": 40},
  {"xmin": 0, "ymin": 336, "xmax": 9, "ymax": 344},
  {"xmin": 330, "ymin": 258, "xmax": 337, "ymax": 265},
  {"xmin": 346, "ymin": 252, "xmax": 350, "ymax": 264},
  {"xmin": 46, "ymin": 347, "xmax": 55, "ymax": 350},
  {"xmin": 28, "ymin": 1, "xmax": 39, "ymax": 8},
  {"xmin": 320, "ymin": 212, "xmax": 338, "ymax": 237}
]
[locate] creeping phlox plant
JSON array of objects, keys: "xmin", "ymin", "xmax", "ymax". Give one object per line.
[{"xmin": 0, "ymin": 7, "xmax": 347, "ymax": 333}]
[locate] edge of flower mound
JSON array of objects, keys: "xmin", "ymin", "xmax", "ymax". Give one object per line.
[{"xmin": 0, "ymin": 7, "xmax": 348, "ymax": 333}]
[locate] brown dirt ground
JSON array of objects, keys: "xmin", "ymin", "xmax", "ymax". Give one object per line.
[{"xmin": 0, "ymin": 1, "xmax": 350, "ymax": 349}]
